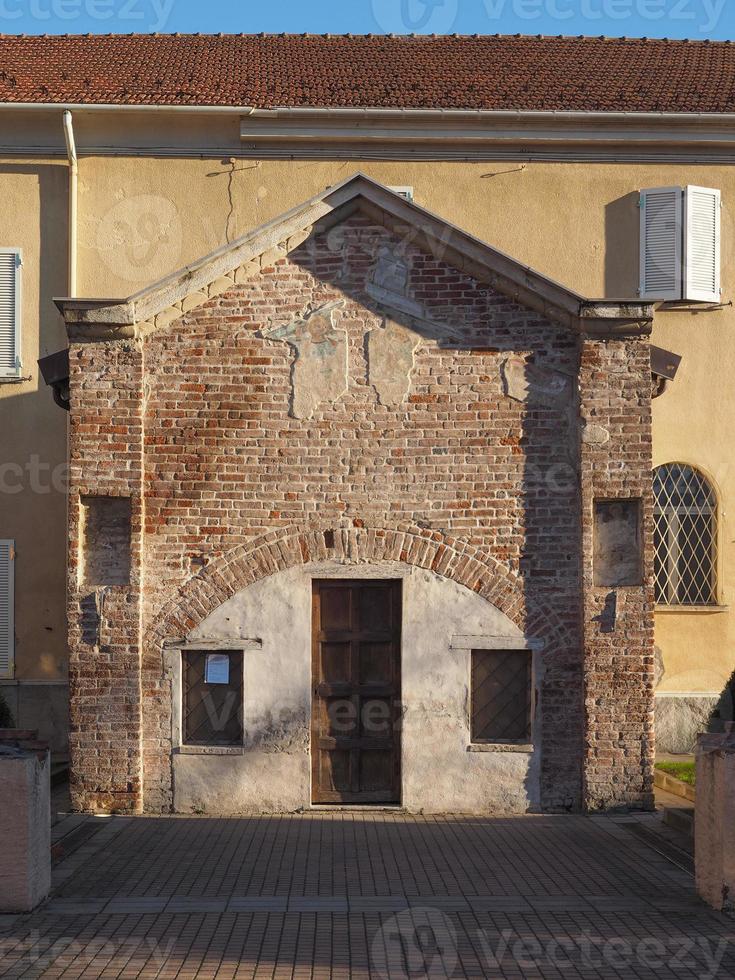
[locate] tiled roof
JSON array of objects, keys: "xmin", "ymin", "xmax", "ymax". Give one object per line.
[{"xmin": 1, "ymin": 33, "xmax": 735, "ymax": 112}]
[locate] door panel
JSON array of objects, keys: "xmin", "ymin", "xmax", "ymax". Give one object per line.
[{"xmin": 312, "ymin": 579, "xmax": 402, "ymax": 804}]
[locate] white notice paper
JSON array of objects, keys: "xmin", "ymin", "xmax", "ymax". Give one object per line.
[{"xmin": 205, "ymin": 653, "xmax": 230, "ymax": 685}]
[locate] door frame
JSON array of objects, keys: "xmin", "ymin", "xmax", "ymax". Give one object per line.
[{"xmin": 310, "ymin": 577, "xmax": 403, "ymax": 806}]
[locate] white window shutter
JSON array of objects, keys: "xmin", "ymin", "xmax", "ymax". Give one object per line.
[
  {"xmin": 640, "ymin": 188, "xmax": 683, "ymax": 301},
  {"xmin": 684, "ymin": 186, "xmax": 721, "ymax": 303},
  {"xmin": 0, "ymin": 540, "xmax": 14, "ymax": 679},
  {"xmin": 0, "ymin": 249, "xmax": 20, "ymax": 379}
]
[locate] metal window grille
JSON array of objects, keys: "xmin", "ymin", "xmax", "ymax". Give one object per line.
[
  {"xmin": 183, "ymin": 650, "xmax": 244, "ymax": 746},
  {"xmin": 653, "ymin": 463, "xmax": 718, "ymax": 606},
  {"xmin": 471, "ymin": 649, "xmax": 532, "ymax": 743}
]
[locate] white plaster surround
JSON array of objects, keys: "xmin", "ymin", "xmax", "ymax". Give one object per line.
[{"xmin": 167, "ymin": 560, "xmax": 542, "ymax": 815}]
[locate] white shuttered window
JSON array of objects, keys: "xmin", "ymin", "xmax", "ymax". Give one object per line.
[
  {"xmin": 0, "ymin": 249, "xmax": 21, "ymax": 379},
  {"xmin": 640, "ymin": 187, "xmax": 722, "ymax": 303},
  {"xmin": 684, "ymin": 186, "xmax": 721, "ymax": 303},
  {"xmin": 639, "ymin": 187, "xmax": 683, "ymax": 301},
  {"xmin": 0, "ymin": 540, "xmax": 14, "ymax": 679}
]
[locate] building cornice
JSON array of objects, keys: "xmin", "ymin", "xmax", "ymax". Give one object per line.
[
  {"xmin": 2, "ymin": 105, "xmax": 735, "ymax": 162},
  {"xmin": 240, "ymin": 107, "xmax": 735, "ymax": 156}
]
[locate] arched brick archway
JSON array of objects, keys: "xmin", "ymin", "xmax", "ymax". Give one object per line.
[
  {"xmin": 146, "ymin": 523, "xmax": 573, "ymax": 650},
  {"xmin": 141, "ymin": 523, "xmax": 580, "ymax": 813}
]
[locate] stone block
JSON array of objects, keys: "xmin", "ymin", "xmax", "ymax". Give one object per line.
[
  {"xmin": 0, "ymin": 746, "xmax": 51, "ymax": 912},
  {"xmin": 655, "ymin": 694, "xmax": 721, "ymax": 754},
  {"xmin": 695, "ymin": 725, "xmax": 735, "ymax": 911}
]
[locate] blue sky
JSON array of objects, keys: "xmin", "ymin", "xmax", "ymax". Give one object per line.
[{"xmin": 1, "ymin": 0, "xmax": 732, "ymax": 40}]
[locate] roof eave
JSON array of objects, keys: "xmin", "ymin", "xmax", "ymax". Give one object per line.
[{"xmin": 4, "ymin": 104, "xmax": 735, "ymax": 124}]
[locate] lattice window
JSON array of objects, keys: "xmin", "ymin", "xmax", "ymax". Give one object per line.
[
  {"xmin": 471, "ymin": 649, "xmax": 532, "ymax": 743},
  {"xmin": 183, "ymin": 650, "xmax": 244, "ymax": 746},
  {"xmin": 653, "ymin": 464, "xmax": 719, "ymax": 606}
]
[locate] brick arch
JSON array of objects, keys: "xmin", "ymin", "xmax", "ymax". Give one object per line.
[
  {"xmin": 141, "ymin": 522, "xmax": 578, "ymax": 812},
  {"xmin": 145, "ymin": 522, "xmax": 572, "ymax": 653}
]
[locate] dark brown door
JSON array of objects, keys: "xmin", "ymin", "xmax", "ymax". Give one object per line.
[{"xmin": 312, "ymin": 579, "xmax": 402, "ymax": 804}]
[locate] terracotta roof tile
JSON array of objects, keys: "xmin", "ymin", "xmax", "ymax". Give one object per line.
[{"xmin": 1, "ymin": 33, "xmax": 735, "ymax": 112}]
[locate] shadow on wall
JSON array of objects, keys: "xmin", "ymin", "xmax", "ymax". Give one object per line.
[
  {"xmin": 604, "ymin": 192, "xmax": 641, "ymax": 298},
  {"xmin": 283, "ymin": 213, "xmax": 587, "ymax": 812},
  {"xmin": 709, "ymin": 671, "xmax": 735, "ymax": 734}
]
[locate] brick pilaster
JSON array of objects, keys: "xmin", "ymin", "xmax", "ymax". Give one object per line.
[
  {"xmin": 67, "ymin": 339, "xmax": 144, "ymax": 813},
  {"xmin": 579, "ymin": 334, "xmax": 655, "ymax": 811}
]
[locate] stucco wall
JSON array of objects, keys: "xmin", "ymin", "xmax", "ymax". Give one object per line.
[
  {"xmin": 0, "ymin": 159, "xmax": 68, "ymax": 687},
  {"xmin": 173, "ymin": 562, "xmax": 537, "ymax": 815}
]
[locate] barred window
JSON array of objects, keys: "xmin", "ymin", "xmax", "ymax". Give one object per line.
[
  {"xmin": 653, "ymin": 464, "xmax": 718, "ymax": 606},
  {"xmin": 471, "ymin": 649, "xmax": 532, "ymax": 743},
  {"xmin": 183, "ymin": 650, "xmax": 243, "ymax": 746}
]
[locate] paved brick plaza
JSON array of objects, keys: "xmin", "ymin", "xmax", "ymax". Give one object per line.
[{"xmin": 0, "ymin": 810, "xmax": 733, "ymax": 978}]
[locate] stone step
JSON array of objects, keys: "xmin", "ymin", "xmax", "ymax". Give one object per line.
[{"xmin": 662, "ymin": 806, "xmax": 695, "ymax": 837}]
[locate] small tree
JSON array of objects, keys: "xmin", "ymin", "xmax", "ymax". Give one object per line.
[{"xmin": 0, "ymin": 689, "xmax": 15, "ymax": 728}]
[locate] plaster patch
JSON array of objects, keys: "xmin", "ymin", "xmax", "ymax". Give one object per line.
[
  {"xmin": 262, "ymin": 302, "xmax": 348, "ymax": 419},
  {"xmin": 366, "ymin": 244, "xmax": 424, "ymax": 317},
  {"xmin": 367, "ymin": 318, "xmax": 421, "ymax": 407},
  {"xmin": 80, "ymin": 496, "xmax": 131, "ymax": 587},
  {"xmin": 501, "ymin": 355, "xmax": 570, "ymax": 406},
  {"xmin": 593, "ymin": 498, "xmax": 643, "ymax": 588},
  {"xmin": 582, "ymin": 423, "xmax": 611, "ymax": 446},
  {"xmin": 372, "ymin": 244, "xmax": 410, "ymax": 295}
]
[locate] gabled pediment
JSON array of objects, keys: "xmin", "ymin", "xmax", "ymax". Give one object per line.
[{"xmin": 55, "ymin": 173, "xmax": 652, "ymax": 340}]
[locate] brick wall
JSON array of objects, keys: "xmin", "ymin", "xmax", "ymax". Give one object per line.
[
  {"xmin": 67, "ymin": 342, "xmax": 143, "ymax": 813},
  {"xmin": 579, "ymin": 338, "xmax": 655, "ymax": 810},
  {"xmin": 66, "ymin": 213, "xmax": 654, "ymax": 813}
]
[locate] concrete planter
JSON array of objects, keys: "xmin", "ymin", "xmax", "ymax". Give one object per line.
[
  {"xmin": 653, "ymin": 767, "xmax": 696, "ymax": 803},
  {"xmin": 0, "ymin": 731, "xmax": 51, "ymax": 912},
  {"xmin": 695, "ymin": 724, "xmax": 735, "ymax": 912}
]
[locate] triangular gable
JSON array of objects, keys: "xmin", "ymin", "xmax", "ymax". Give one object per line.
[{"xmin": 55, "ymin": 173, "xmax": 652, "ymax": 339}]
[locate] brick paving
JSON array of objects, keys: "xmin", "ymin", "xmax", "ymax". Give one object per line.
[{"xmin": 1, "ymin": 811, "xmax": 733, "ymax": 978}]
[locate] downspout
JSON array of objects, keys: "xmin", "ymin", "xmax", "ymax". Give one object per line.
[{"xmin": 62, "ymin": 110, "xmax": 77, "ymax": 296}]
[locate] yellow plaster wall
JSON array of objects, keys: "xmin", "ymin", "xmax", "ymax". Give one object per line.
[{"xmin": 0, "ymin": 157, "xmax": 68, "ymax": 680}]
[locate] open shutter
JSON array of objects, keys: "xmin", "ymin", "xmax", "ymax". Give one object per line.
[
  {"xmin": 0, "ymin": 540, "xmax": 14, "ymax": 679},
  {"xmin": 684, "ymin": 186, "xmax": 721, "ymax": 303},
  {"xmin": 640, "ymin": 187, "xmax": 683, "ymax": 301},
  {"xmin": 0, "ymin": 249, "xmax": 20, "ymax": 379}
]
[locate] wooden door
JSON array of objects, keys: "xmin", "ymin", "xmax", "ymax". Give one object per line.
[{"xmin": 311, "ymin": 579, "xmax": 402, "ymax": 804}]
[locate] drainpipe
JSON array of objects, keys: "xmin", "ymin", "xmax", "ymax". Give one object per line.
[{"xmin": 62, "ymin": 110, "xmax": 77, "ymax": 297}]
